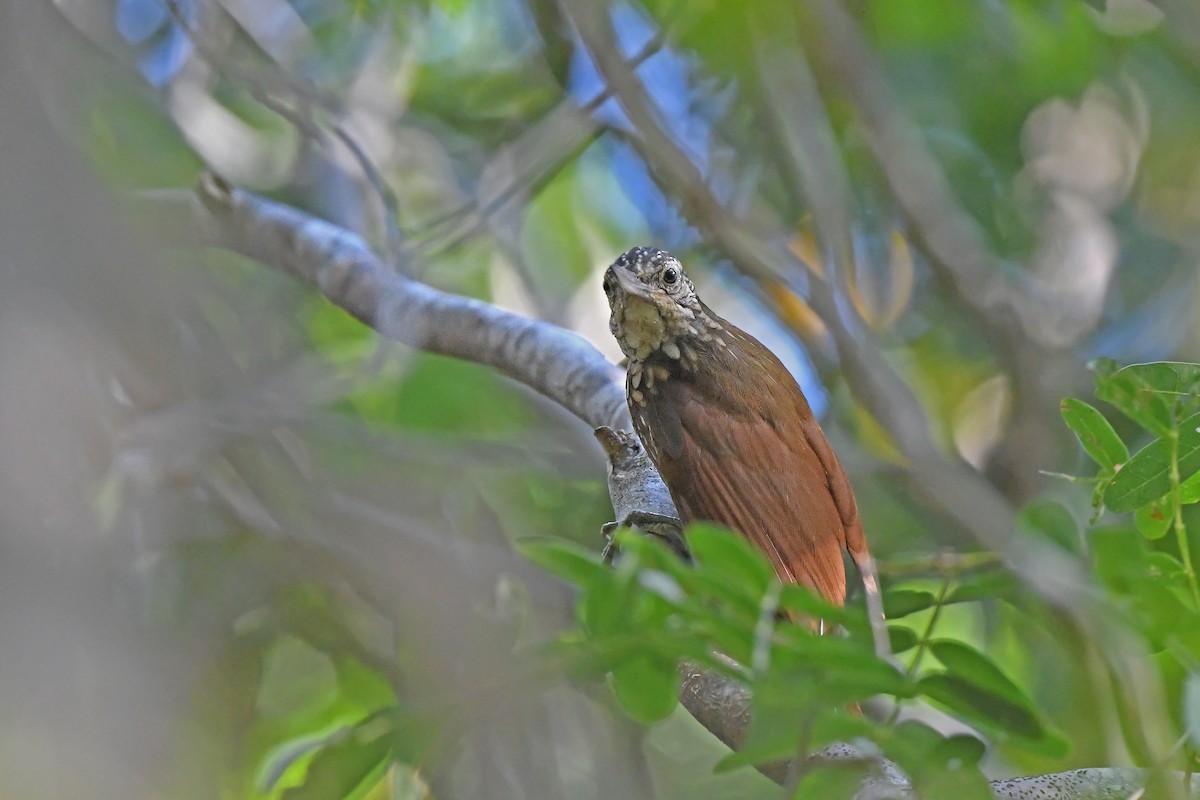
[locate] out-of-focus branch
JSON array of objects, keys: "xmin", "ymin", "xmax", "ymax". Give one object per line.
[
  {"xmin": 798, "ymin": 0, "xmax": 1102, "ymax": 501},
  {"xmin": 164, "ymin": 0, "xmax": 409, "ymax": 265}
]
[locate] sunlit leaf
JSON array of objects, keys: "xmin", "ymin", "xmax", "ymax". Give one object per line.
[{"xmin": 282, "ymin": 713, "xmax": 393, "ymax": 800}]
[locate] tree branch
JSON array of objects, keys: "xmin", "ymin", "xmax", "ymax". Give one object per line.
[{"xmin": 163, "ymin": 176, "xmax": 1197, "ymax": 799}]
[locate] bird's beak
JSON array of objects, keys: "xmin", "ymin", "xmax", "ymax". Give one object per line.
[{"xmin": 611, "ymin": 265, "xmax": 656, "ymax": 301}]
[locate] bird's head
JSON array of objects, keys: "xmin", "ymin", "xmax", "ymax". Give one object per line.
[{"xmin": 603, "ymin": 247, "xmax": 705, "ymax": 362}]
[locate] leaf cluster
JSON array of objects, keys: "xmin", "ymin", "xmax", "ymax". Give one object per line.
[{"xmin": 522, "ymin": 524, "xmax": 1067, "ymax": 797}]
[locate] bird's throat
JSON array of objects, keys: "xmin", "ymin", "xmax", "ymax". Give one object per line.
[{"xmin": 617, "ymin": 297, "xmax": 673, "ymax": 362}]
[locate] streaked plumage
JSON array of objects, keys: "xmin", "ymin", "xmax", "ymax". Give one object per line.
[{"xmin": 603, "ymin": 247, "xmax": 870, "ymax": 605}]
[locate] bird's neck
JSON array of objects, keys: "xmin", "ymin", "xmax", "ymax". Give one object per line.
[{"xmin": 626, "ymin": 305, "xmax": 749, "ymax": 401}]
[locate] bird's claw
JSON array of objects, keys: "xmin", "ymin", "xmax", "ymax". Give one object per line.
[{"xmin": 600, "ymin": 512, "xmax": 689, "ymax": 563}]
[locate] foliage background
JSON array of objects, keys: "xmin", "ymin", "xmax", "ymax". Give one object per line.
[{"xmin": 2, "ymin": 0, "xmax": 1200, "ymax": 797}]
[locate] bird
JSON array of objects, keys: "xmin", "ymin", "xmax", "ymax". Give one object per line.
[{"xmin": 602, "ymin": 246, "xmax": 881, "ymax": 623}]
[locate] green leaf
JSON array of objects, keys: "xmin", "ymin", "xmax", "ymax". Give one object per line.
[
  {"xmin": 1134, "ymin": 497, "xmax": 1174, "ymax": 540},
  {"xmin": 778, "ymin": 583, "xmax": 854, "ymax": 627},
  {"xmin": 516, "ymin": 537, "xmax": 606, "ymax": 587},
  {"xmin": 579, "ymin": 566, "xmax": 630, "ymax": 637},
  {"xmin": 1104, "ymin": 412, "xmax": 1200, "ymax": 512},
  {"xmin": 1060, "ymin": 397, "xmax": 1128, "ymax": 468},
  {"xmin": 282, "ymin": 714, "xmax": 392, "ymax": 800},
  {"xmin": 944, "ymin": 571, "xmax": 1020, "ymax": 604},
  {"xmin": 792, "ymin": 761, "xmax": 874, "ymax": 800},
  {"xmin": 1094, "ymin": 360, "xmax": 1200, "ymax": 436},
  {"xmin": 685, "ymin": 523, "xmax": 775, "ymax": 602},
  {"xmin": 888, "ymin": 626, "xmax": 919, "ymax": 654},
  {"xmin": 883, "ymin": 589, "xmax": 938, "ymax": 618},
  {"xmin": 1181, "ymin": 469, "xmax": 1200, "ymax": 505},
  {"xmin": 913, "ymin": 742, "xmax": 992, "ymax": 800},
  {"xmin": 919, "ymin": 640, "xmax": 1067, "ymax": 754},
  {"xmin": 918, "ymin": 673, "xmax": 1047, "ymax": 747},
  {"xmin": 929, "ymin": 641, "xmax": 1031, "ymax": 709},
  {"xmin": 609, "ymin": 652, "xmax": 679, "ymax": 724},
  {"xmin": 771, "ymin": 632, "xmax": 911, "ymax": 698},
  {"xmin": 875, "ymin": 722, "xmax": 990, "ymax": 800}
]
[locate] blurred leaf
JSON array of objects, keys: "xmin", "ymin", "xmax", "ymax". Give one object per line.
[
  {"xmin": 912, "ymin": 735, "xmax": 992, "ymax": 800},
  {"xmin": 771, "ymin": 632, "xmax": 910, "ymax": 698},
  {"xmin": 1094, "ymin": 360, "xmax": 1200, "ymax": 436},
  {"xmin": 390, "ymin": 763, "xmax": 431, "ymax": 800},
  {"xmin": 1017, "ymin": 500, "xmax": 1080, "ymax": 553},
  {"xmin": 778, "ymin": 583, "xmax": 855, "ymax": 629},
  {"xmin": 917, "ymin": 673, "xmax": 1061, "ymax": 753},
  {"xmin": 343, "ymin": 354, "xmax": 533, "ymax": 434},
  {"xmin": 263, "ymin": 728, "xmax": 349, "ymax": 792},
  {"xmin": 257, "ymin": 636, "xmax": 339, "ymax": 720},
  {"xmin": 929, "ymin": 641, "xmax": 1032, "ymax": 710},
  {"xmin": 888, "ymin": 625, "xmax": 919, "ymax": 654},
  {"xmin": 1011, "ymin": 0, "xmax": 1102, "ymax": 97},
  {"xmin": 875, "ymin": 722, "xmax": 990, "ymax": 800},
  {"xmin": 516, "ymin": 537, "xmax": 607, "ymax": 587},
  {"xmin": 718, "ymin": 693, "xmax": 874, "ymax": 772},
  {"xmin": 883, "ymin": 588, "xmax": 938, "ymax": 618},
  {"xmin": 870, "ymin": 0, "xmax": 978, "ymax": 49},
  {"xmin": 282, "ymin": 713, "xmax": 393, "ymax": 800},
  {"xmin": 1104, "ymin": 413, "xmax": 1200, "ymax": 512},
  {"xmin": 1134, "ymin": 497, "xmax": 1174, "ymax": 540},
  {"xmin": 1185, "ymin": 672, "xmax": 1200, "ymax": 751},
  {"xmin": 919, "ymin": 640, "xmax": 1067, "ymax": 754},
  {"xmin": 685, "ymin": 523, "xmax": 776, "ymax": 604},
  {"xmin": 1060, "ymin": 397, "xmax": 1128, "ymax": 469},
  {"xmin": 945, "ymin": 571, "xmax": 1020, "ymax": 604},
  {"xmin": 579, "ymin": 564, "xmax": 631, "ymax": 637},
  {"xmin": 792, "ymin": 761, "xmax": 872, "ymax": 800},
  {"xmin": 1091, "ymin": 524, "xmax": 1151, "ymax": 592},
  {"xmin": 610, "ymin": 652, "xmax": 679, "ymax": 724}
]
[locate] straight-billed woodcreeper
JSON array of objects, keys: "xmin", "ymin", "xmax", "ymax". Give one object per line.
[{"xmin": 603, "ymin": 247, "xmax": 879, "ymax": 612}]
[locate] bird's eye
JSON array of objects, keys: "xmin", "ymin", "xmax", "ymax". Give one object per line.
[{"xmin": 662, "ymin": 267, "xmax": 679, "ymax": 286}]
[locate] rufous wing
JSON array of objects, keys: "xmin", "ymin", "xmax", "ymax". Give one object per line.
[{"xmin": 633, "ymin": 375, "xmax": 851, "ymax": 604}]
